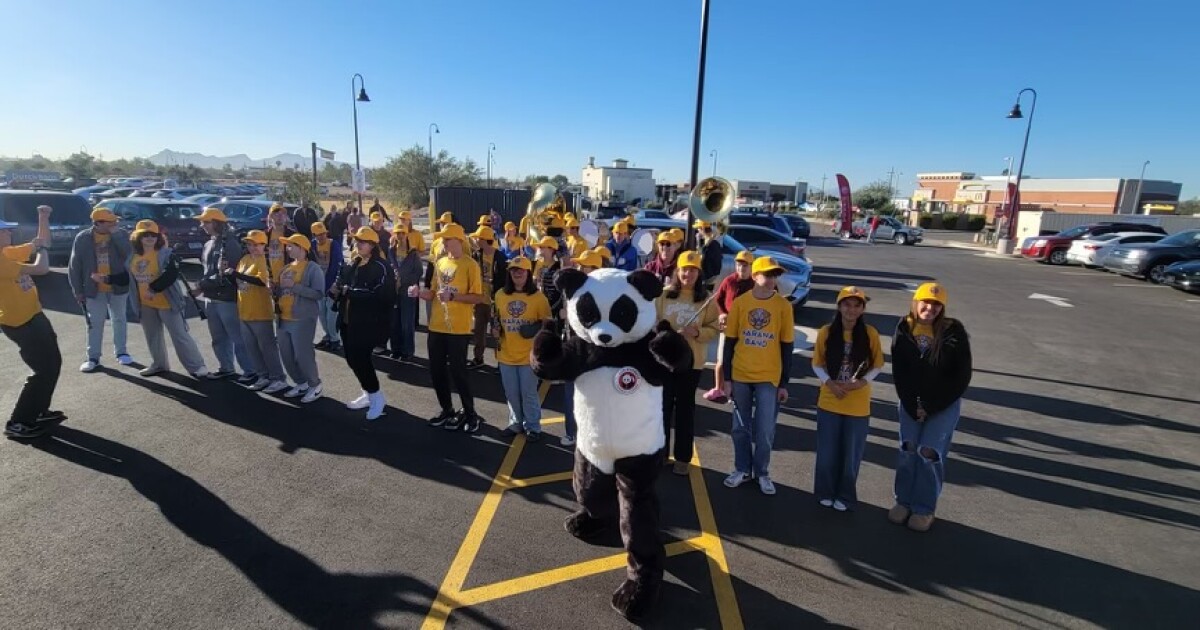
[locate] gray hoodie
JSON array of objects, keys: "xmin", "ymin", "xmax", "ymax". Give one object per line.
[
  {"xmin": 281, "ymin": 260, "xmax": 326, "ymax": 321},
  {"xmin": 68, "ymin": 227, "xmax": 133, "ymax": 298}
]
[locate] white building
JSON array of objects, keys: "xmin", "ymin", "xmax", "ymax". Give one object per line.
[
  {"xmin": 729, "ymin": 179, "xmax": 771, "ymax": 202},
  {"xmin": 581, "ymin": 157, "xmax": 655, "ymax": 204}
]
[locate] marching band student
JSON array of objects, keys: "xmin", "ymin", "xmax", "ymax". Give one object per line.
[
  {"xmin": 68, "ymin": 206, "xmax": 133, "ymax": 373},
  {"xmin": 812, "ymin": 287, "xmax": 885, "ymax": 512},
  {"xmin": 336, "ymin": 227, "xmax": 395, "ymax": 421},
  {"xmin": 311, "ymin": 222, "xmax": 344, "ymax": 353},
  {"xmin": 265, "ymin": 204, "xmax": 295, "ymax": 283},
  {"xmin": 591, "ymin": 245, "xmax": 613, "ymax": 268},
  {"xmin": 276, "ymin": 235, "xmax": 326, "ymax": 404},
  {"xmin": 345, "ymin": 202, "xmax": 364, "ymax": 247},
  {"xmin": 468, "ymin": 225, "xmax": 507, "ymax": 368},
  {"xmin": 644, "ymin": 230, "xmax": 680, "ymax": 283},
  {"xmin": 389, "ymin": 223, "xmax": 422, "ymax": 360},
  {"xmin": 194, "ymin": 207, "xmax": 251, "ymax": 381},
  {"xmin": 704, "ymin": 251, "xmax": 755, "ymax": 404},
  {"xmin": 228, "ymin": 230, "xmax": 288, "ymax": 394},
  {"xmin": 500, "ymin": 221, "xmax": 526, "ymax": 260},
  {"xmin": 128, "ymin": 220, "xmax": 209, "ymax": 379},
  {"xmin": 493, "ymin": 256, "xmax": 551, "ymax": 441},
  {"xmin": 532, "ymin": 235, "xmax": 561, "ymax": 294},
  {"xmin": 719, "ymin": 256, "xmax": 795, "ymax": 496},
  {"xmin": 606, "ymin": 220, "xmax": 639, "ymax": 271},
  {"xmin": 411, "ymin": 223, "xmax": 485, "ymax": 433},
  {"xmin": 695, "ymin": 220, "xmax": 724, "ymax": 290},
  {"xmin": 564, "ymin": 218, "xmax": 589, "ymax": 259},
  {"xmin": 656, "ymin": 251, "xmax": 720, "ymax": 475}
]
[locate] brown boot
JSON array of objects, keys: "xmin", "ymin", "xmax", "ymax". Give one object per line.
[
  {"xmin": 908, "ymin": 513, "xmax": 935, "ymax": 532},
  {"xmin": 887, "ymin": 503, "xmax": 911, "ymax": 525}
]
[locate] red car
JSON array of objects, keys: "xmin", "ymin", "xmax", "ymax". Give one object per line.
[{"xmin": 1020, "ymin": 222, "xmax": 1167, "ymax": 265}]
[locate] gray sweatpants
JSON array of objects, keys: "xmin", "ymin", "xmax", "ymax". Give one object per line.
[
  {"xmin": 241, "ymin": 320, "xmax": 285, "ymax": 382},
  {"xmin": 141, "ymin": 307, "xmax": 207, "ymax": 374},
  {"xmin": 278, "ymin": 318, "xmax": 321, "ymax": 387}
]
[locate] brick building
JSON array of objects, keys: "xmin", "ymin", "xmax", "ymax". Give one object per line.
[{"xmin": 913, "ymin": 172, "xmax": 1182, "ymax": 220}]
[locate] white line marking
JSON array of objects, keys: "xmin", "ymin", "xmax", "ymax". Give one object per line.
[{"xmin": 1028, "ymin": 293, "xmax": 1073, "ymax": 308}]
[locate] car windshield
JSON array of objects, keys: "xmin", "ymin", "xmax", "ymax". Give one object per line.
[
  {"xmin": 720, "ymin": 235, "xmax": 748, "ymax": 253},
  {"xmin": 1057, "ymin": 225, "xmax": 1092, "ymax": 238},
  {"xmin": 1157, "ymin": 231, "xmax": 1200, "ymax": 246}
]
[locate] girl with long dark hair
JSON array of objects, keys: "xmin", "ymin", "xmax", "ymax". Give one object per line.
[
  {"xmin": 128, "ymin": 220, "xmax": 209, "ymax": 378},
  {"xmin": 493, "ymin": 256, "xmax": 552, "ymax": 441},
  {"xmin": 811, "ymin": 286, "xmax": 885, "ymax": 512}
]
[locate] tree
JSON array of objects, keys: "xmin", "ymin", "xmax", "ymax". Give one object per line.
[
  {"xmin": 61, "ymin": 152, "xmax": 96, "ymax": 180},
  {"xmin": 852, "ymin": 180, "xmax": 896, "ymax": 212},
  {"xmin": 322, "ymin": 162, "xmax": 353, "ymax": 183},
  {"xmin": 372, "ymin": 145, "xmax": 482, "ymax": 206},
  {"xmin": 223, "ymin": 163, "xmax": 233, "ymax": 174},
  {"xmin": 1178, "ymin": 198, "xmax": 1200, "ymax": 215},
  {"xmin": 280, "ymin": 169, "xmax": 321, "ymax": 208}
]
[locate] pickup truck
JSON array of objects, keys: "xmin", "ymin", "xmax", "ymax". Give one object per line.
[{"xmin": 850, "ymin": 216, "xmax": 923, "ymax": 245}]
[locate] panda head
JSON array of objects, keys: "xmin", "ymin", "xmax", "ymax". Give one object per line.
[{"xmin": 556, "ymin": 268, "xmax": 661, "ymax": 348}]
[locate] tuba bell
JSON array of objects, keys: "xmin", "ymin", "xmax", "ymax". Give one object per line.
[
  {"xmin": 526, "ymin": 183, "xmax": 567, "ymax": 243},
  {"xmin": 688, "ymin": 176, "xmax": 735, "ymax": 228}
]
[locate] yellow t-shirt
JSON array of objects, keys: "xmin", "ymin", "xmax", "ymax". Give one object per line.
[
  {"xmin": 505, "ymin": 235, "xmax": 525, "ymax": 253},
  {"xmin": 656, "ymin": 289, "xmax": 720, "ymax": 370},
  {"xmin": 494, "ymin": 290, "xmax": 551, "ymax": 366},
  {"xmin": 93, "ymin": 233, "xmax": 112, "ymax": 293},
  {"xmin": 567, "ymin": 235, "xmax": 589, "ymax": 259},
  {"xmin": 277, "ymin": 260, "xmax": 308, "ymax": 321},
  {"xmin": 813, "ymin": 325, "xmax": 885, "ymax": 417},
  {"xmin": 236, "ymin": 255, "xmax": 274, "ymax": 321},
  {"xmin": 429, "ymin": 255, "xmax": 482, "ymax": 335},
  {"xmin": 313, "ymin": 239, "xmax": 333, "ymax": 272},
  {"xmin": 0, "ymin": 244, "xmax": 41, "ymax": 327},
  {"xmin": 266, "ymin": 228, "xmax": 288, "ymax": 282},
  {"xmin": 479, "ymin": 251, "xmax": 496, "ymax": 305},
  {"xmin": 131, "ymin": 252, "xmax": 171, "ymax": 310},
  {"xmin": 725, "ymin": 291, "xmax": 795, "ymax": 387},
  {"xmin": 912, "ymin": 322, "xmax": 935, "ymax": 358},
  {"xmin": 407, "ymin": 230, "xmax": 425, "ymax": 254}
]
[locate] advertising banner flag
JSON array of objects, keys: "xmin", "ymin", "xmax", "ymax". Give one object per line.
[{"xmin": 836, "ymin": 174, "xmax": 853, "ymax": 235}]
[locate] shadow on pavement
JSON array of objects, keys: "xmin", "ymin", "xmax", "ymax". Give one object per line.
[
  {"xmin": 33, "ymin": 426, "xmax": 506, "ymax": 629},
  {"xmin": 972, "ymin": 367, "xmax": 1200, "ymax": 407}
]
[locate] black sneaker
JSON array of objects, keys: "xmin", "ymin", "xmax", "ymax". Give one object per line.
[
  {"xmin": 465, "ymin": 358, "xmax": 483, "ymax": 369},
  {"xmin": 442, "ymin": 410, "xmax": 467, "ymax": 431},
  {"xmin": 237, "ymin": 373, "xmax": 259, "ymax": 385},
  {"xmin": 35, "ymin": 410, "xmax": 67, "ymax": 425},
  {"xmin": 503, "ymin": 424, "xmax": 524, "ymax": 437},
  {"xmin": 5, "ymin": 422, "xmax": 47, "ymax": 439},
  {"xmin": 207, "ymin": 369, "xmax": 236, "ymax": 380},
  {"xmin": 428, "ymin": 409, "xmax": 456, "ymax": 428},
  {"xmin": 462, "ymin": 412, "xmax": 482, "ymax": 434},
  {"xmin": 315, "ymin": 339, "xmax": 331, "ymax": 350},
  {"xmin": 327, "ymin": 342, "xmax": 343, "ymax": 353},
  {"xmin": 526, "ymin": 430, "xmax": 543, "ymax": 443},
  {"xmin": 373, "ymin": 347, "xmax": 390, "ymax": 356}
]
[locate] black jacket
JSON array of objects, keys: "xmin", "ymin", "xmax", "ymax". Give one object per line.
[
  {"xmin": 891, "ymin": 318, "xmax": 973, "ymax": 418},
  {"xmin": 197, "ymin": 230, "xmax": 244, "ymax": 302},
  {"xmin": 701, "ymin": 238, "xmax": 723, "ymax": 283},
  {"xmin": 335, "ymin": 256, "xmax": 395, "ymax": 344},
  {"xmin": 293, "ymin": 206, "xmax": 321, "ymax": 238}
]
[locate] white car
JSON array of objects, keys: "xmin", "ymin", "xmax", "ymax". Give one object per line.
[{"xmin": 1066, "ymin": 232, "xmax": 1165, "ymax": 267}]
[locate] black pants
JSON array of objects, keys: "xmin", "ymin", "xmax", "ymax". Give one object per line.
[
  {"xmin": 662, "ymin": 368, "xmax": 702, "ymax": 463},
  {"xmin": 1, "ymin": 312, "xmax": 62, "ymax": 426},
  {"xmin": 341, "ymin": 327, "xmax": 379, "ymax": 393},
  {"xmin": 428, "ymin": 332, "xmax": 473, "ymax": 414}
]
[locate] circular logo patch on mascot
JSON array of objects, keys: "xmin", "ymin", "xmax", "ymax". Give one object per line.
[
  {"xmin": 613, "ymin": 367, "xmax": 641, "ymax": 395},
  {"xmin": 749, "ymin": 308, "xmax": 772, "ymax": 330},
  {"xmin": 506, "ymin": 300, "xmax": 526, "ymax": 318}
]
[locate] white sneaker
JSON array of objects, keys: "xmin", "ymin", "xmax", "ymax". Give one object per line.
[
  {"xmin": 819, "ymin": 499, "xmax": 834, "ymax": 508},
  {"xmin": 346, "ymin": 391, "xmax": 370, "ymax": 410},
  {"xmin": 283, "ymin": 384, "xmax": 309, "ymax": 398},
  {"xmin": 758, "ymin": 476, "xmax": 776, "ymax": 496},
  {"xmin": 191, "ymin": 368, "xmax": 210, "ymax": 379},
  {"xmin": 263, "ymin": 380, "xmax": 289, "ymax": 394},
  {"xmin": 560, "ymin": 434, "xmax": 576, "ymax": 447},
  {"xmin": 832, "ymin": 500, "xmax": 848, "ymax": 512},
  {"xmin": 79, "ymin": 360, "xmax": 99, "ymax": 373},
  {"xmin": 117, "ymin": 354, "xmax": 134, "ymax": 366},
  {"xmin": 366, "ymin": 391, "xmax": 386, "ymax": 421},
  {"xmin": 724, "ymin": 471, "xmax": 749, "ymax": 488},
  {"xmin": 247, "ymin": 377, "xmax": 270, "ymax": 391},
  {"xmin": 300, "ymin": 385, "xmax": 323, "ymax": 404}
]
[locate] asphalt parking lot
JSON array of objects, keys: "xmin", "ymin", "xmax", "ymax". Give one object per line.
[{"xmin": 1, "ymin": 238, "xmax": 1198, "ymax": 629}]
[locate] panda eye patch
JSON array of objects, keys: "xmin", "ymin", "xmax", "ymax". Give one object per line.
[
  {"xmin": 575, "ymin": 293, "xmax": 601, "ymax": 328},
  {"xmin": 610, "ymin": 295, "xmax": 638, "ymax": 332}
]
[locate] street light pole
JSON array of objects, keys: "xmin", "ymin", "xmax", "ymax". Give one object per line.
[
  {"xmin": 709, "ymin": 149, "xmax": 718, "ymax": 177},
  {"xmin": 487, "ymin": 142, "xmax": 496, "ymax": 189},
  {"xmin": 428, "ymin": 123, "xmax": 440, "ymax": 159},
  {"xmin": 999, "ymin": 87, "xmax": 1037, "ymax": 254},
  {"xmin": 686, "ymin": 0, "xmax": 713, "ymax": 248},
  {"xmin": 1134, "ymin": 160, "xmax": 1150, "ymax": 215},
  {"xmin": 351, "ymin": 73, "xmax": 370, "ymax": 212}
]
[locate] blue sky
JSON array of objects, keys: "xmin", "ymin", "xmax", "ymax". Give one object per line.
[{"xmin": 2, "ymin": 0, "xmax": 1197, "ymax": 197}]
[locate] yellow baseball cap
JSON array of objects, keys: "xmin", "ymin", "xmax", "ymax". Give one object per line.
[
  {"xmin": 565, "ymin": 218, "xmax": 580, "ymax": 228},
  {"xmin": 477, "ymin": 215, "xmax": 493, "ymax": 226},
  {"xmin": 506, "ymin": 256, "xmax": 532, "ymax": 271},
  {"xmin": 751, "ymin": 256, "xmax": 784, "ymax": 276},
  {"xmin": 837, "ymin": 286, "xmax": 870, "ymax": 304},
  {"xmin": 656, "ymin": 231, "xmax": 674, "ymax": 243},
  {"xmin": 283, "ymin": 234, "xmax": 311, "ymax": 251},
  {"xmin": 391, "ymin": 222, "xmax": 408, "ymax": 234},
  {"xmin": 504, "ymin": 221, "xmax": 516, "ymax": 231},
  {"xmin": 693, "ymin": 219, "xmax": 711, "ymax": 229},
  {"xmin": 470, "ymin": 226, "xmax": 496, "ymax": 241},
  {"xmin": 571, "ymin": 251, "xmax": 604, "ymax": 269},
  {"xmin": 311, "ymin": 222, "xmax": 328, "ymax": 235},
  {"xmin": 677, "ymin": 250, "xmax": 702, "ymax": 270},
  {"xmin": 592, "ymin": 246, "xmax": 612, "ymax": 261},
  {"xmin": 132, "ymin": 220, "xmax": 160, "ymax": 236},
  {"xmin": 611, "ymin": 221, "xmax": 631, "ymax": 234},
  {"xmin": 666, "ymin": 228, "xmax": 685, "ymax": 243},
  {"xmin": 197, "ymin": 207, "xmax": 227, "ymax": 222},
  {"xmin": 623, "ymin": 215, "xmax": 637, "ymax": 227},
  {"xmin": 437, "ymin": 212, "xmax": 454, "ymax": 225},
  {"xmin": 535, "ymin": 236, "xmax": 558, "ymax": 250},
  {"xmin": 90, "ymin": 208, "xmax": 118, "ymax": 223},
  {"xmin": 735, "ymin": 250, "xmax": 754, "ymax": 264},
  {"xmin": 242, "ymin": 230, "xmax": 267, "ymax": 245},
  {"xmin": 370, "ymin": 211, "xmax": 384, "ymax": 221},
  {"xmin": 544, "ymin": 215, "xmax": 566, "ymax": 229},
  {"xmin": 269, "ymin": 203, "xmax": 287, "ymax": 214},
  {"xmin": 352, "ymin": 226, "xmax": 380, "ymax": 244},
  {"xmin": 434, "ymin": 223, "xmax": 468, "ymax": 242},
  {"xmin": 914, "ymin": 282, "xmax": 948, "ymax": 305},
  {"xmin": 397, "ymin": 210, "xmax": 411, "ymax": 220}
]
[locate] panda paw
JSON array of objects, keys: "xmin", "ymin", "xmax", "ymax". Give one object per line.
[
  {"xmin": 649, "ymin": 323, "xmax": 693, "ymax": 373},
  {"xmin": 531, "ymin": 322, "xmax": 564, "ymax": 369}
]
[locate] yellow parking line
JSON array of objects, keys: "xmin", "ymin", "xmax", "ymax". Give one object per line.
[
  {"xmin": 689, "ymin": 451, "xmax": 744, "ymax": 630},
  {"xmin": 508, "ymin": 471, "xmax": 573, "ymax": 488},
  {"xmin": 455, "ymin": 537, "xmax": 706, "ymax": 607}
]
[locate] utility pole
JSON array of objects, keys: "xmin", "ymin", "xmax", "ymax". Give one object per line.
[
  {"xmin": 886, "ymin": 166, "xmax": 896, "ymax": 198},
  {"xmin": 819, "ymin": 173, "xmax": 827, "ymax": 210}
]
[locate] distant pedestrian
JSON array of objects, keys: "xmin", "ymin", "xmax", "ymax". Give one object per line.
[
  {"xmin": 868, "ymin": 215, "xmax": 881, "ymax": 244},
  {"xmin": 369, "ymin": 197, "xmax": 388, "ymax": 223},
  {"xmin": 293, "ymin": 204, "xmax": 320, "ymax": 239},
  {"xmin": 323, "ymin": 204, "xmax": 348, "ymax": 248},
  {"xmin": 68, "ymin": 206, "xmax": 134, "ymax": 373},
  {"xmin": 346, "ymin": 203, "xmax": 365, "ymax": 248},
  {"xmin": 812, "ymin": 286, "xmax": 885, "ymax": 512},
  {"xmin": 888, "ymin": 282, "xmax": 972, "ymax": 532},
  {"xmin": 128, "ymin": 220, "xmax": 209, "ymax": 379}
]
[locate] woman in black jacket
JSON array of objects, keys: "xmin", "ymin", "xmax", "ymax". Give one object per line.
[
  {"xmin": 888, "ymin": 282, "xmax": 972, "ymax": 532},
  {"xmin": 334, "ymin": 227, "xmax": 395, "ymax": 420}
]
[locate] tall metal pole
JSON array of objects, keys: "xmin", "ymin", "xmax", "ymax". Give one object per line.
[
  {"xmin": 352, "ymin": 73, "xmax": 365, "ymax": 213},
  {"xmin": 487, "ymin": 142, "xmax": 495, "ymax": 189},
  {"xmin": 428, "ymin": 123, "xmax": 439, "ymax": 159},
  {"xmin": 709, "ymin": 149, "xmax": 718, "ymax": 177},
  {"xmin": 1006, "ymin": 88, "xmax": 1037, "ymax": 244},
  {"xmin": 819, "ymin": 173, "xmax": 826, "ymax": 210},
  {"xmin": 311, "ymin": 142, "xmax": 318, "ymax": 193},
  {"xmin": 686, "ymin": 0, "xmax": 712, "ymax": 248},
  {"xmin": 1134, "ymin": 160, "xmax": 1150, "ymax": 215}
]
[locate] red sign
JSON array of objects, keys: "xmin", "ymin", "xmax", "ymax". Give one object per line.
[{"xmin": 836, "ymin": 174, "xmax": 853, "ymax": 234}]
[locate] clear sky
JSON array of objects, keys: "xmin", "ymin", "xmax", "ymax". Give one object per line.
[{"xmin": 2, "ymin": 0, "xmax": 1197, "ymax": 197}]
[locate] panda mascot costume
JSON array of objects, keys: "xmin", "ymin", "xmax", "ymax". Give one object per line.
[{"xmin": 531, "ymin": 267, "xmax": 692, "ymax": 621}]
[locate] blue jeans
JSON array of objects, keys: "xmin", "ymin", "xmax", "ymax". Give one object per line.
[
  {"xmin": 204, "ymin": 299, "xmax": 252, "ymax": 374},
  {"xmin": 84, "ymin": 291, "xmax": 129, "ymax": 362},
  {"xmin": 730, "ymin": 381, "xmax": 779, "ymax": 477},
  {"xmin": 390, "ymin": 294, "xmax": 416, "ymax": 356},
  {"xmin": 499, "ymin": 363, "xmax": 541, "ymax": 432},
  {"xmin": 318, "ymin": 297, "xmax": 341, "ymax": 344},
  {"xmin": 894, "ymin": 399, "xmax": 962, "ymax": 516},
  {"xmin": 560, "ymin": 382, "xmax": 577, "ymax": 439},
  {"xmin": 814, "ymin": 409, "xmax": 870, "ymax": 508}
]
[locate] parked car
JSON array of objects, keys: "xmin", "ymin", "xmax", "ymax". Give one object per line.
[
  {"xmin": 151, "ymin": 188, "xmax": 204, "ymax": 200},
  {"xmin": 1065, "ymin": 232, "xmax": 1165, "ymax": 267},
  {"xmin": 1102, "ymin": 229, "xmax": 1200, "ymax": 283},
  {"xmin": 850, "ymin": 215, "xmax": 924, "ymax": 245},
  {"xmin": 93, "ymin": 198, "xmax": 208, "ymax": 258},
  {"xmin": 89, "ymin": 187, "xmax": 138, "ymax": 205},
  {"xmin": 0, "ymin": 190, "xmax": 93, "ymax": 261},
  {"xmin": 182, "ymin": 194, "xmax": 226, "ymax": 207},
  {"xmin": 72, "ymin": 185, "xmax": 111, "ymax": 199},
  {"xmin": 205, "ymin": 199, "xmax": 300, "ymax": 236},
  {"xmin": 781, "ymin": 213, "xmax": 811, "ymax": 239},
  {"xmin": 727, "ymin": 224, "xmax": 806, "ymax": 258},
  {"xmin": 728, "ymin": 210, "xmax": 792, "ymax": 238},
  {"xmin": 1021, "ymin": 222, "xmax": 1168, "ymax": 265},
  {"xmin": 1162, "ymin": 260, "xmax": 1200, "ymax": 293}
]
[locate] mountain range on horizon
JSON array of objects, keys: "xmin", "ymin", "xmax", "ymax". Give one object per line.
[{"xmin": 146, "ymin": 149, "xmax": 344, "ymax": 171}]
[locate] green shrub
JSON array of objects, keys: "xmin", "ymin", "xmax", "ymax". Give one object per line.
[
  {"xmin": 918, "ymin": 213, "xmax": 934, "ymax": 229},
  {"xmin": 941, "ymin": 214, "xmax": 959, "ymax": 229},
  {"xmin": 966, "ymin": 216, "xmax": 986, "ymax": 231}
]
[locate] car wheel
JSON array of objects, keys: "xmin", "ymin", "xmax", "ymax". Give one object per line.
[
  {"xmin": 1147, "ymin": 262, "xmax": 1169, "ymax": 284},
  {"xmin": 1048, "ymin": 249, "xmax": 1068, "ymax": 265},
  {"xmin": 895, "ymin": 233, "xmax": 908, "ymax": 246}
]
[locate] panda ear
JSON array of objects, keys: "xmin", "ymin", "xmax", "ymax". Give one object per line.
[
  {"xmin": 555, "ymin": 268, "xmax": 588, "ymax": 299},
  {"xmin": 626, "ymin": 269, "xmax": 663, "ymax": 301}
]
